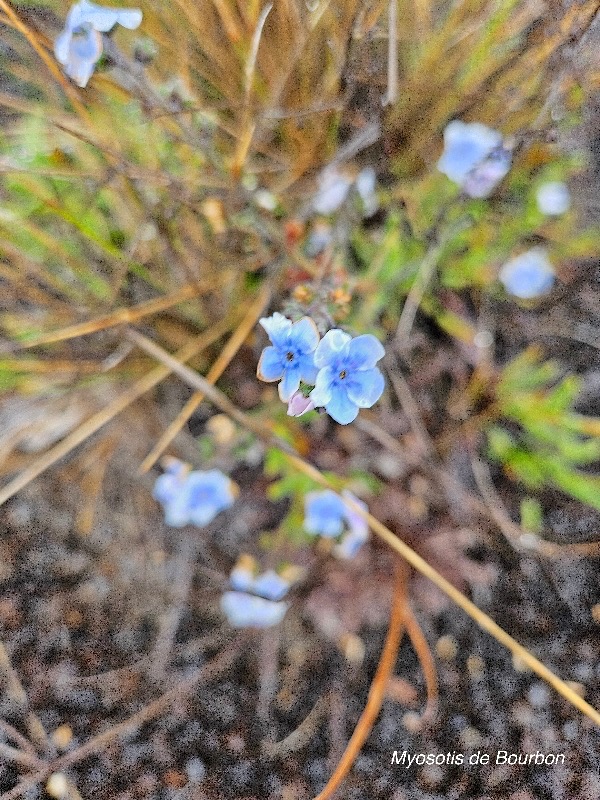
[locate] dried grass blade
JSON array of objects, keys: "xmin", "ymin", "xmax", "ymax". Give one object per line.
[{"xmin": 0, "ymin": 320, "xmax": 232, "ymax": 507}]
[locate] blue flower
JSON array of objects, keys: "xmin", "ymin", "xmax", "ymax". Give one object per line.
[
  {"xmin": 304, "ymin": 490, "xmax": 347, "ymax": 537},
  {"xmin": 334, "ymin": 491, "xmax": 369, "ymax": 560},
  {"xmin": 499, "ymin": 248, "xmax": 555, "ymax": 299},
  {"xmin": 221, "ymin": 562, "xmax": 292, "ymax": 628},
  {"xmin": 309, "ymin": 330, "xmax": 385, "ymax": 424},
  {"xmin": 536, "ymin": 182, "xmax": 570, "ymax": 216},
  {"xmin": 438, "ymin": 121, "xmax": 510, "ymax": 198},
  {"xmin": 304, "ymin": 489, "xmax": 370, "ymax": 558},
  {"xmin": 153, "ymin": 460, "xmax": 236, "ymax": 527},
  {"xmin": 257, "ymin": 313, "xmax": 320, "ymax": 402},
  {"xmin": 55, "ymin": 1, "xmax": 142, "ymax": 87},
  {"xmin": 220, "ymin": 592, "xmax": 289, "ymax": 628}
]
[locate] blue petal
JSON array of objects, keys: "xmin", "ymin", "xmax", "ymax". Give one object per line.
[
  {"xmin": 257, "ymin": 345, "xmax": 285, "ymax": 382},
  {"xmin": 341, "ymin": 490, "xmax": 369, "ymax": 540},
  {"xmin": 78, "ymin": 1, "xmax": 142, "ymax": 32},
  {"xmin": 347, "ymin": 334, "xmax": 385, "ymax": 370},
  {"xmin": 309, "ymin": 366, "xmax": 335, "ymax": 407},
  {"xmin": 252, "ymin": 570, "xmax": 290, "ymax": 601},
  {"xmin": 229, "ymin": 566, "xmax": 255, "ymax": 592},
  {"xmin": 220, "ymin": 592, "xmax": 288, "ymax": 628},
  {"xmin": 163, "ymin": 493, "xmax": 191, "ymax": 527},
  {"xmin": 54, "ymin": 29, "xmax": 72, "ymax": 64},
  {"xmin": 345, "ymin": 368, "xmax": 385, "ymax": 408},
  {"xmin": 278, "ymin": 363, "xmax": 302, "ymax": 402},
  {"xmin": 289, "ymin": 317, "xmax": 320, "ymax": 354},
  {"xmin": 313, "ymin": 329, "xmax": 351, "ymax": 369},
  {"xmin": 259, "ymin": 312, "xmax": 292, "ymax": 348},
  {"xmin": 297, "ymin": 352, "xmax": 319, "ymax": 386},
  {"xmin": 325, "ymin": 387, "xmax": 359, "ymax": 425},
  {"xmin": 186, "ymin": 470, "xmax": 234, "ymax": 526},
  {"xmin": 153, "ymin": 473, "xmax": 181, "ymax": 505}
]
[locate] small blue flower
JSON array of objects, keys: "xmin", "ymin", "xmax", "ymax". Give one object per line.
[
  {"xmin": 257, "ymin": 313, "xmax": 320, "ymax": 402},
  {"xmin": 304, "ymin": 489, "xmax": 370, "ymax": 558},
  {"xmin": 438, "ymin": 120, "xmax": 510, "ymax": 198},
  {"xmin": 221, "ymin": 563, "xmax": 292, "ymax": 628},
  {"xmin": 220, "ymin": 592, "xmax": 289, "ymax": 628},
  {"xmin": 536, "ymin": 182, "xmax": 570, "ymax": 216},
  {"xmin": 309, "ymin": 330, "xmax": 385, "ymax": 424},
  {"xmin": 304, "ymin": 490, "xmax": 347, "ymax": 537},
  {"xmin": 153, "ymin": 460, "xmax": 235, "ymax": 527},
  {"xmin": 334, "ymin": 491, "xmax": 369, "ymax": 559},
  {"xmin": 499, "ymin": 248, "xmax": 555, "ymax": 299},
  {"xmin": 55, "ymin": 0, "xmax": 142, "ymax": 87},
  {"xmin": 313, "ymin": 168, "xmax": 354, "ymax": 214}
]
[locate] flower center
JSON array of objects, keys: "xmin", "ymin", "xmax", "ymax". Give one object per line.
[
  {"xmin": 339, "ymin": 369, "xmax": 347, "ymax": 379},
  {"xmin": 286, "ymin": 352, "xmax": 295, "ymax": 362}
]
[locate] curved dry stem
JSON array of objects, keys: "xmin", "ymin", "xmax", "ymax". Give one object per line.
[
  {"xmin": 404, "ymin": 603, "xmax": 438, "ymax": 724},
  {"xmin": 313, "ymin": 562, "xmax": 407, "ymax": 800}
]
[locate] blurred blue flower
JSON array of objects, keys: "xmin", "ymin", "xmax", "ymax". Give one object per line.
[
  {"xmin": 313, "ymin": 168, "xmax": 353, "ymax": 214},
  {"xmin": 220, "ymin": 592, "xmax": 289, "ymax": 628},
  {"xmin": 499, "ymin": 248, "xmax": 555, "ymax": 299},
  {"xmin": 309, "ymin": 330, "xmax": 385, "ymax": 424},
  {"xmin": 304, "ymin": 490, "xmax": 347, "ymax": 537},
  {"xmin": 221, "ymin": 563, "xmax": 292, "ymax": 627},
  {"xmin": 313, "ymin": 167, "xmax": 379, "ymax": 217},
  {"xmin": 334, "ymin": 491, "xmax": 369, "ymax": 559},
  {"xmin": 536, "ymin": 182, "xmax": 570, "ymax": 216},
  {"xmin": 54, "ymin": 0, "xmax": 142, "ymax": 87},
  {"xmin": 257, "ymin": 313, "xmax": 320, "ymax": 402},
  {"xmin": 153, "ymin": 460, "xmax": 235, "ymax": 527},
  {"xmin": 305, "ymin": 489, "xmax": 370, "ymax": 558},
  {"xmin": 438, "ymin": 120, "xmax": 510, "ymax": 198}
]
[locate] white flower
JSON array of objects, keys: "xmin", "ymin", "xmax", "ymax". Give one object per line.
[
  {"xmin": 54, "ymin": 1, "xmax": 142, "ymax": 87},
  {"xmin": 536, "ymin": 182, "xmax": 570, "ymax": 216}
]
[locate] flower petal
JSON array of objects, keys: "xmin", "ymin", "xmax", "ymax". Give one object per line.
[
  {"xmin": 297, "ymin": 352, "xmax": 319, "ymax": 386},
  {"xmin": 54, "ymin": 29, "xmax": 72, "ymax": 64},
  {"xmin": 259, "ymin": 312, "xmax": 292, "ymax": 348},
  {"xmin": 220, "ymin": 592, "xmax": 288, "ymax": 628},
  {"xmin": 347, "ymin": 334, "xmax": 385, "ymax": 370},
  {"xmin": 309, "ymin": 366, "xmax": 334, "ymax": 407},
  {"xmin": 278, "ymin": 363, "xmax": 301, "ymax": 402},
  {"xmin": 257, "ymin": 346, "xmax": 285, "ymax": 382},
  {"xmin": 252, "ymin": 570, "xmax": 290, "ymax": 601},
  {"xmin": 325, "ymin": 388, "xmax": 359, "ymax": 425},
  {"xmin": 499, "ymin": 248, "xmax": 555, "ymax": 299},
  {"xmin": 289, "ymin": 316, "xmax": 320, "ymax": 354},
  {"xmin": 313, "ymin": 329, "xmax": 351, "ymax": 369},
  {"xmin": 345, "ymin": 367, "xmax": 385, "ymax": 408},
  {"xmin": 304, "ymin": 490, "xmax": 346, "ymax": 537},
  {"xmin": 78, "ymin": 0, "xmax": 142, "ymax": 31}
]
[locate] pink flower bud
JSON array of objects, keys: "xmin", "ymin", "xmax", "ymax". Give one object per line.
[{"xmin": 287, "ymin": 391, "xmax": 316, "ymax": 417}]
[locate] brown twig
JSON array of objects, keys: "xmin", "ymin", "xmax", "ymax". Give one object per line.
[
  {"xmin": 403, "ymin": 604, "xmax": 438, "ymax": 724},
  {"xmin": 313, "ymin": 562, "xmax": 407, "ymax": 800}
]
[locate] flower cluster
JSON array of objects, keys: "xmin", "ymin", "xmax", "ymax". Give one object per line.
[
  {"xmin": 55, "ymin": 1, "xmax": 142, "ymax": 88},
  {"xmin": 304, "ymin": 489, "xmax": 369, "ymax": 559},
  {"xmin": 220, "ymin": 558, "xmax": 292, "ymax": 628},
  {"xmin": 257, "ymin": 313, "xmax": 385, "ymax": 425},
  {"xmin": 437, "ymin": 120, "xmax": 511, "ymax": 198},
  {"xmin": 498, "ymin": 247, "xmax": 555, "ymax": 300},
  {"xmin": 153, "ymin": 458, "xmax": 236, "ymax": 527}
]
